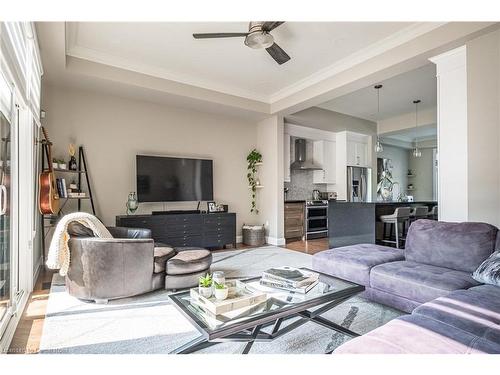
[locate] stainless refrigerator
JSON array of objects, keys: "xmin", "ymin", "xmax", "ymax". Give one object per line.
[{"xmin": 347, "ymin": 166, "xmax": 370, "ymax": 202}]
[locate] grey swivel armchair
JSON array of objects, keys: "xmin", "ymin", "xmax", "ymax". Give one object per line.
[{"xmin": 65, "ymin": 223, "xmax": 175, "ymax": 303}]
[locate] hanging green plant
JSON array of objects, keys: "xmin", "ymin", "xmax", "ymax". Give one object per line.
[{"xmin": 247, "ymin": 149, "xmax": 262, "ymax": 214}]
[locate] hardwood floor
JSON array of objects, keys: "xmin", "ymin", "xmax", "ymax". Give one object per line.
[
  {"xmin": 282, "ymin": 237, "xmax": 329, "ymax": 255},
  {"xmin": 8, "ymin": 267, "xmax": 55, "ymax": 354}
]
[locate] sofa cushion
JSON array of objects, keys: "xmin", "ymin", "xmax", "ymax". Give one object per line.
[
  {"xmin": 312, "ymin": 244, "xmax": 404, "ymax": 286},
  {"xmin": 405, "ymin": 220, "xmax": 497, "ymax": 273},
  {"xmin": 413, "ymin": 287, "xmax": 500, "ymax": 342},
  {"xmin": 472, "ymin": 251, "xmax": 500, "ymax": 286},
  {"xmin": 153, "ymin": 246, "xmax": 176, "ymax": 274},
  {"xmin": 334, "ymin": 314, "xmax": 500, "ymax": 354},
  {"xmin": 166, "ymin": 249, "xmax": 212, "ymax": 276},
  {"xmin": 370, "ymin": 261, "xmax": 480, "ymax": 304},
  {"xmin": 107, "ymin": 226, "xmax": 152, "ymax": 239},
  {"xmin": 154, "ymin": 245, "xmax": 175, "ymax": 258}
]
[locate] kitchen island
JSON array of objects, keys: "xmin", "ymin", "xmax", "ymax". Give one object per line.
[{"xmin": 328, "ymin": 200, "xmax": 438, "ymax": 248}]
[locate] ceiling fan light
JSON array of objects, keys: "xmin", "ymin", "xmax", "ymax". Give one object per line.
[{"xmin": 244, "ymin": 32, "xmax": 274, "ymax": 49}]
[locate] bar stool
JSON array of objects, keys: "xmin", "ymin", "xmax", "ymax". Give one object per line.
[
  {"xmin": 427, "ymin": 205, "xmax": 438, "ymax": 220},
  {"xmin": 380, "ymin": 207, "xmax": 411, "ymax": 249},
  {"xmin": 410, "ymin": 206, "xmax": 430, "ymax": 223}
]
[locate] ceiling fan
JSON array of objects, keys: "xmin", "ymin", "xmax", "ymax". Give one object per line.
[{"xmin": 193, "ymin": 21, "xmax": 290, "ymax": 65}]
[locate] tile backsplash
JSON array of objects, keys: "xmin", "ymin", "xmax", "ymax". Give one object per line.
[{"xmin": 284, "ymin": 169, "xmax": 327, "ymax": 200}]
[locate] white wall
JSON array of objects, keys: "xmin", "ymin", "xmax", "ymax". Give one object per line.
[
  {"xmin": 41, "ymin": 84, "xmax": 258, "ymax": 236},
  {"xmin": 256, "ymin": 115, "xmax": 285, "ymax": 245}
]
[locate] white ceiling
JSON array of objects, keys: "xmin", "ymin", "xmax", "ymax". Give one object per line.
[
  {"xmin": 65, "ymin": 22, "xmax": 418, "ymax": 101},
  {"xmin": 317, "ymin": 63, "xmax": 437, "ymax": 121},
  {"xmin": 381, "ymin": 123, "xmax": 437, "ymax": 143}
]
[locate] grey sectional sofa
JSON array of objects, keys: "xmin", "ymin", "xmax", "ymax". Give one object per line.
[{"xmin": 312, "ymin": 219, "xmax": 500, "ymax": 353}]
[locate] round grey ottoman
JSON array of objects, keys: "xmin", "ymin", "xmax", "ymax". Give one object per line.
[{"xmin": 165, "ymin": 247, "xmax": 212, "ymax": 290}]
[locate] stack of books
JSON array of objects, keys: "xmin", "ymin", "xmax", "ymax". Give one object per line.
[
  {"xmin": 55, "ymin": 178, "xmax": 68, "ymax": 198},
  {"xmin": 260, "ymin": 266, "xmax": 319, "ymax": 294},
  {"xmin": 55, "ymin": 178, "xmax": 85, "ymax": 198}
]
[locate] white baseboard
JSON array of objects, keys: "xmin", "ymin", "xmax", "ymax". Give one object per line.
[
  {"xmin": 33, "ymin": 256, "xmax": 43, "ymax": 288},
  {"xmin": 266, "ymin": 236, "xmax": 286, "ymax": 246}
]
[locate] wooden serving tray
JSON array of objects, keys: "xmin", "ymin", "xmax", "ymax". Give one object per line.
[{"xmin": 190, "ymin": 280, "xmax": 267, "ymax": 315}]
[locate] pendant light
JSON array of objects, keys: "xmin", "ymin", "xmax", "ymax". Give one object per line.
[
  {"xmin": 374, "ymin": 84, "xmax": 383, "ymax": 153},
  {"xmin": 412, "ymin": 99, "xmax": 422, "ymax": 158}
]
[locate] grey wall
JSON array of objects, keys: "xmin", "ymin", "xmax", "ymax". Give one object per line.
[
  {"xmin": 41, "ymin": 84, "xmax": 259, "ymax": 235},
  {"xmin": 466, "ymin": 30, "xmax": 500, "ymax": 225},
  {"xmin": 408, "ymin": 148, "xmax": 435, "ymax": 201},
  {"xmin": 378, "ymin": 144, "xmax": 409, "ymax": 199}
]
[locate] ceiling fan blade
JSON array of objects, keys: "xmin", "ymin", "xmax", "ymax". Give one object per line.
[
  {"xmin": 262, "ymin": 22, "xmax": 285, "ymax": 32},
  {"xmin": 193, "ymin": 32, "xmax": 248, "ymax": 39},
  {"xmin": 265, "ymin": 43, "xmax": 291, "ymax": 65}
]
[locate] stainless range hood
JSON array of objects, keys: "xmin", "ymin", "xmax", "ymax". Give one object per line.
[{"xmin": 290, "ymin": 138, "xmax": 323, "ymax": 170}]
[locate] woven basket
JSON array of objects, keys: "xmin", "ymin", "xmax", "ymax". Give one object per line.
[{"xmin": 242, "ymin": 224, "xmax": 266, "ymax": 246}]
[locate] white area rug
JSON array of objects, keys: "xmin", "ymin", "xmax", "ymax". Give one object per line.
[{"xmin": 39, "ymin": 246, "xmax": 402, "ymax": 354}]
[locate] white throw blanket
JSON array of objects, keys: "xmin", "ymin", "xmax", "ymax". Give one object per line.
[{"xmin": 47, "ymin": 212, "xmax": 113, "ymax": 276}]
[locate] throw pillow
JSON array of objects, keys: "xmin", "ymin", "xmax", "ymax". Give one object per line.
[{"xmin": 472, "ymin": 251, "xmax": 500, "ymax": 286}]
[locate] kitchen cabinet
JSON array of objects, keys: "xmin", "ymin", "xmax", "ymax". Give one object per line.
[
  {"xmin": 284, "ymin": 202, "xmax": 305, "ymax": 240},
  {"xmin": 284, "ymin": 133, "xmax": 291, "ymax": 182},
  {"xmin": 347, "ymin": 139, "xmax": 368, "ymax": 167},
  {"xmin": 313, "ymin": 140, "xmax": 336, "ymax": 184}
]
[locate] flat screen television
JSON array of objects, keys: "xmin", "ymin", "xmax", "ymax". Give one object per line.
[{"xmin": 136, "ymin": 155, "xmax": 213, "ymax": 202}]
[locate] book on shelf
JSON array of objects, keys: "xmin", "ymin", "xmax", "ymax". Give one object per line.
[
  {"xmin": 56, "ymin": 178, "xmax": 63, "ymax": 198},
  {"xmin": 262, "ymin": 266, "xmax": 319, "ymax": 288},
  {"xmin": 67, "ymin": 193, "xmax": 86, "ymax": 198},
  {"xmin": 55, "ymin": 178, "xmax": 68, "ymax": 198},
  {"xmin": 61, "ymin": 178, "xmax": 67, "ymax": 198}
]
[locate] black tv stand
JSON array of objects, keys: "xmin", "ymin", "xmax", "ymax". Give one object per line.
[
  {"xmin": 152, "ymin": 210, "xmax": 201, "ymax": 215},
  {"xmin": 116, "ymin": 212, "xmax": 236, "ymax": 249}
]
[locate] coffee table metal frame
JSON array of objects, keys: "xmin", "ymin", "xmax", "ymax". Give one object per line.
[{"xmin": 168, "ymin": 268, "xmax": 364, "ymax": 354}]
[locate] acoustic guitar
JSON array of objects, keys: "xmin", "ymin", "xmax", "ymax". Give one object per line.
[{"xmin": 39, "ymin": 127, "xmax": 59, "ymax": 215}]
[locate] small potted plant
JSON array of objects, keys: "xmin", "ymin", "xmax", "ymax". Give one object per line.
[
  {"xmin": 213, "ymin": 281, "xmax": 229, "ymax": 301},
  {"xmin": 58, "ymin": 159, "xmax": 67, "ymax": 169},
  {"xmin": 198, "ymin": 273, "xmax": 213, "ymax": 298},
  {"xmin": 52, "ymin": 158, "xmax": 59, "ymax": 170}
]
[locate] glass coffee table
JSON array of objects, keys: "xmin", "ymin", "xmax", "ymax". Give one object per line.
[{"xmin": 168, "ymin": 268, "xmax": 364, "ymax": 354}]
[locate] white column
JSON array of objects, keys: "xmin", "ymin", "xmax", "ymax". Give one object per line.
[
  {"xmin": 430, "ymin": 30, "xmax": 500, "ymax": 226},
  {"xmin": 256, "ymin": 115, "xmax": 285, "ymax": 245},
  {"xmin": 429, "ymin": 46, "xmax": 468, "ymax": 222}
]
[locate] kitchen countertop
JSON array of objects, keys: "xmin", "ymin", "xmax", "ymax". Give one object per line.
[
  {"xmin": 284, "ymin": 200, "xmax": 306, "ymax": 203},
  {"xmin": 328, "ymin": 200, "xmax": 437, "ymax": 205}
]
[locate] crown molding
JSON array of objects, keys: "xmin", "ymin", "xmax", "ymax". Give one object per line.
[
  {"xmin": 268, "ymin": 22, "xmax": 446, "ymax": 103},
  {"xmin": 65, "ymin": 22, "xmax": 269, "ymax": 103},
  {"xmin": 64, "ymin": 22, "xmax": 446, "ymax": 107}
]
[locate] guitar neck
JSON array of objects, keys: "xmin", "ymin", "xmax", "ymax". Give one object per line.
[{"xmin": 41, "ymin": 126, "xmax": 54, "ymax": 172}]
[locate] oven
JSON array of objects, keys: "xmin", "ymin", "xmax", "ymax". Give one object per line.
[{"xmin": 305, "ymin": 201, "xmax": 328, "ymax": 239}]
